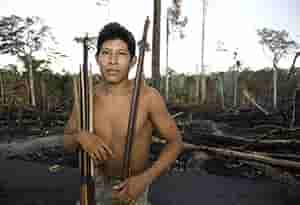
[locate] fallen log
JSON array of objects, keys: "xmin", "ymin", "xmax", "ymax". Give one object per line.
[
  {"xmin": 238, "ymin": 160, "xmax": 298, "ymax": 185},
  {"xmin": 185, "ymin": 132, "xmax": 300, "ymax": 150},
  {"xmin": 0, "ymin": 135, "xmax": 63, "ymax": 158},
  {"xmin": 243, "ymin": 139, "xmax": 300, "ymax": 150},
  {"xmin": 183, "ymin": 143, "xmax": 300, "ymax": 170},
  {"xmin": 257, "ymin": 152, "xmax": 300, "ymax": 162}
]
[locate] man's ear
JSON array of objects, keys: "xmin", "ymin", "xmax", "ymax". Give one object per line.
[{"xmin": 129, "ymin": 56, "xmax": 137, "ymax": 68}]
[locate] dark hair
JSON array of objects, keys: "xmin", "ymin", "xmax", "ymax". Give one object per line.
[{"xmin": 96, "ymin": 22, "xmax": 136, "ymax": 58}]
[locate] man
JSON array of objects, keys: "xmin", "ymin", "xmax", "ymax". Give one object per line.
[{"xmin": 64, "ymin": 22, "xmax": 183, "ymax": 205}]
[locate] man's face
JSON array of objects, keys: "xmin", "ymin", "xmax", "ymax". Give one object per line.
[{"xmin": 96, "ymin": 39, "xmax": 135, "ymax": 84}]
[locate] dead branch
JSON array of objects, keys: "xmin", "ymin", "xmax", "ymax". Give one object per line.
[{"xmin": 242, "ymin": 89, "xmax": 269, "ymax": 115}]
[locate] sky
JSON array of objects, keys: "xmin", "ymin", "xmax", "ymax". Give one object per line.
[{"xmin": 0, "ymin": 0, "xmax": 300, "ymax": 77}]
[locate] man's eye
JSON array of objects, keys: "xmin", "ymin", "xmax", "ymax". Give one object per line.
[
  {"xmin": 101, "ymin": 50, "xmax": 109, "ymax": 55},
  {"xmin": 119, "ymin": 52, "xmax": 129, "ymax": 56}
]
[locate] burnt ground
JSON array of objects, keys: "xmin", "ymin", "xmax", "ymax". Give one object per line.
[
  {"xmin": 1, "ymin": 105, "xmax": 300, "ymax": 205},
  {"xmin": 0, "ymin": 157, "xmax": 299, "ymax": 205},
  {"xmin": 0, "ymin": 137, "xmax": 300, "ymax": 205}
]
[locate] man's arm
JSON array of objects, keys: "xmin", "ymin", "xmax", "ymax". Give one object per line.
[
  {"xmin": 144, "ymin": 88, "xmax": 183, "ymax": 183},
  {"xmin": 112, "ymin": 88, "xmax": 183, "ymax": 202},
  {"xmin": 64, "ymin": 103, "xmax": 113, "ymax": 162}
]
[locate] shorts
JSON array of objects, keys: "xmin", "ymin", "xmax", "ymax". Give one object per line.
[{"xmin": 76, "ymin": 175, "xmax": 151, "ymax": 205}]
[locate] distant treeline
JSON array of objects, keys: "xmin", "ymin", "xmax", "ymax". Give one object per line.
[{"xmin": 0, "ymin": 67, "xmax": 299, "ymax": 113}]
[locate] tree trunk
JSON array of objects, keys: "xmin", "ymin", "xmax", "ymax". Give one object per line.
[
  {"xmin": 273, "ymin": 68, "xmax": 277, "ymax": 109},
  {"xmin": 200, "ymin": 0, "xmax": 207, "ymax": 104},
  {"xmin": 233, "ymin": 69, "xmax": 239, "ymax": 107},
  {"xmin": 151, "ymin": 0, "xmax": 161, "ymax": 90},
  {"xmin": 219, "ymin": 73, "xmax": 225, "ymax": 109},
  {"xmin": 273, "ymin": 60, "xmax": 278, "ymax": 109},
  {"xmin": 152, "ymin": 136, "xmax": 300, "ymax": 170},
  {"xmin": 242, "ymin": 89, "xmax": 269, "ymax": 115},
  {"xmin": 40, "ymin": 78, "xmax": 47, "ymax": 112},
  {"xmin": 28, "ymin": 56, "xmax": 36, "ymax": 106},
  {"xmin": 195, "ymin": 70, "xmax": 200, "ymax": 103},
  {"xmin": 0, "ymin": 71, "xmax": 4, "ymax": 104},
  {"xmin": 294, "ymin": 88, "xmax": 300, "ymax": 127},
  {"xmin": 200, "ymin": 71, "xmax": 206, "ymax": 104},
  {"xmin": 165, "ymin": 15, "xmax": 170, "ymax": 101}
]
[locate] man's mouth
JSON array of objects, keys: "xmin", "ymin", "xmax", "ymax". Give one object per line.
[{"xmin": 106, "ymin": 69, "xmax": 120, "ymax": 75}]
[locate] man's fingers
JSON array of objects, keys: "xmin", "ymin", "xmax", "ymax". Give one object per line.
[
  {"xmin": 88, "ymin": 150, "xmax": 98, "ymax": 161},
  {"xmin": 117, "ymin": 185, "xmax": 129, "ymax": 202},
  {"xmin": 119, "ymin": 185, "xmax": 128, "ymax": 196},
  {"xmin": 94, "ymin": 149, "xmax": 103, "ymax": 161},
  {"xmin": 88, "ymin": 152, "xmax": 95, "ymax": 160},
  {"xmin": 112, "ymin": 181, "xmax": 133, "ymax": 203},
  {"xmin": 91, "ymin": 146, "xmax": 111, "ymax": 162},
  {"xmin": 97, "ymin": 148, "xmax": 108, "ymax": 161},
  {"xmin": 80, "ymin": 136, "xmax": 113, "ymax": 162},
  {"xmin": 96, "ymin": 140, "xmax": 113, "ymax": 156},
  {"xmin": 104, "ymin": 145, "xmax": 113, "ymax": 156},
  {"xmin": 98, "ymin": 144, "xmax": 113, "ymax": 159},
  {"xmin": 113, "ymin": 180, "xmax": 127, "ymax": 191}
]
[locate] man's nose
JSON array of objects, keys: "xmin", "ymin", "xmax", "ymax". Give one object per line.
[{"xmin": 108, "ymin": 53, "xmax": 119, "ymax": 64}]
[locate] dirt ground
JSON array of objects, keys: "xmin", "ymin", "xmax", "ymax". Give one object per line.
[
  {"xmin": 0, "ymin": 157, "xmax": 299, "ymax": 205},
  {"xmin": 0, "ymin": 127, "xmax": 300, "ymax": 205}
]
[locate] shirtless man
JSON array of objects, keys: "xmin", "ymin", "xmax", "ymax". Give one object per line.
[{"xmin": 64, "ymin": 22, "xmax": 183, "ymax": 204}]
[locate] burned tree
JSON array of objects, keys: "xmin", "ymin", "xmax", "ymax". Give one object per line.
[
  {"xmin": 0, "ymin": 15, "xmax": 56, "ymax": 106},
  {"xmin": 166, "ymin": 0, "xmax": 188, "ymax": 100},
  {"xmin": 152, "ymin": 0, "xmax": 161, "ymax": 90},
  {"xmin": 257, "ymin": 28, "xmax": 299, "ymax": 109}
]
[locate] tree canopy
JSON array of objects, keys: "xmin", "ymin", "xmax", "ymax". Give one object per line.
[
  {"xmin": 257, "ymin": 28, "xmax": 299, "ymax": 69},
  {"xmin": 0, "ymin": 15, "xmax": 55, "ymax": 58},
  {"xmin": 167, "ymin": 0, "xmax": 188, "ymax": 39}
]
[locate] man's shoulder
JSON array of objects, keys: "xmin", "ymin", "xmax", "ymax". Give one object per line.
[
  {"xmin": 143, "ymin": 85, "xmax": 161, "ymax": 99},
  {"xmin": 143, "ymin": 85, "xmax": 166, "ymax": 107}
]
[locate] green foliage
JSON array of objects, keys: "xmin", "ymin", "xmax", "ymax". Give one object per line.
[
  {"xmin": 0, "ymin": 15, "xmax": 65, "ymax": 106},
  {"xmin": 0, "ymin": 15, "xmax": 63, "ymax": 72},
  {"xmin": 0, "ymin": 15, "xmax": 54, "ymax": 56},
  {"xmin": 0, "ymin": 67, "xmax": 74, "ymax": 110},
  {"xmin": 257, "ymin": 28, "xmax": 299, "ymax": 67},
  {"xmin": 0, "ymin": 64, "xmax": 22, "ymax": 82},
  {"xmin": 167, "ymin": 0, "xmax": 188, "ymax": 39},
  {"xmin": 34, "ymin": 69, "xmax": 73, "ymax": 109}
]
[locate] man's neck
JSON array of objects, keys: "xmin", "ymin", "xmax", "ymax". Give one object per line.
[{"xmin": 103, "ymin": 79, "xmax": 132, "ymax": 96}]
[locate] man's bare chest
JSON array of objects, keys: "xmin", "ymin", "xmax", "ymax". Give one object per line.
[{"xmin": 93, "ymin": 95, "xmax": 149, "ymax": 138}]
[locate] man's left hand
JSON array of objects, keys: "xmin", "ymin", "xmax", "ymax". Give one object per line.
[{"xmin": 112, "ymin": 173, "xmax": 151, "ymax": 203}]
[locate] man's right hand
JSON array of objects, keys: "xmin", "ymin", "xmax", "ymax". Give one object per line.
[{"xmin": 76, "ymin": 131, "xmax": 113, "ymax": 163}]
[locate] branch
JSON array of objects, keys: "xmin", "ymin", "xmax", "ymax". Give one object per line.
[{"xmin": 287, "ymin": 51, "xmax": 300, "ymax": 80}]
